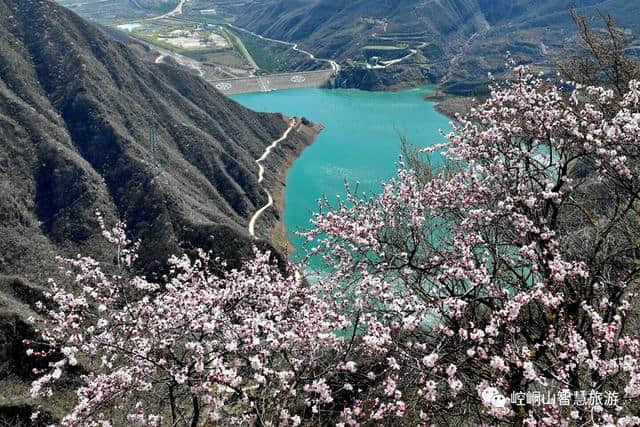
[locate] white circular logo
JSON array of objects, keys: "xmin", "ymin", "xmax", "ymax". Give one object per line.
[
  {"xmin": 291, "ymin": 75, "xmax": 306, "ymax": 83},
  {"xmin": 215, "ymin": 82, "xmax": 232, "ymax": 91},
  {"xmin": 481, "ymin": 387, "xmax": 507, "ymax": 408}
]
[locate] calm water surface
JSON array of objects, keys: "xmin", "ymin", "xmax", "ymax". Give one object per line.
[{"xmin": 232, "ymin": 87, "xmax": 451, "ymax": 259}]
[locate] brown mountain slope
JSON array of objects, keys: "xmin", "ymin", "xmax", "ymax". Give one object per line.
[
  {"xmin": 53, "ymin": 0, "xmax": 179, "ymax": 22},
  {"xmin": 0, "ymin": 0, "xmax": 314, "ymax": 282},
  {"xmin": 0, "ymin": 0, "xmax": 319, "ymax": 421}
]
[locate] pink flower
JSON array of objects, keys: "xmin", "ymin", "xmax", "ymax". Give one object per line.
[{"xmin": 422, "ymin": 353, "xmax": 438, "ymax": 368}]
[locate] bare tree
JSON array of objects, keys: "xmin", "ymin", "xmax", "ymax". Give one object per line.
[{"xmin": 558, "ymin": 10, "xmax": 640, "ymax": 96}]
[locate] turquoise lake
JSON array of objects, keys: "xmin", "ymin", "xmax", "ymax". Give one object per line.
[{"xmin": 232, "ymin": 87, "xmax": 451, "ymax": 259}]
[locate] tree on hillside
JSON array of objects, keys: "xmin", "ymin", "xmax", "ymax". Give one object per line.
[
  {"xmin": 558, "ymin": 10, "xmax": 640, "ymax": 97},
  {"xmin": 302, "ymin": 61, "xmax": 640, "ymax": 424},
  {"xmin": 27, "ymin": 14, "xmax": 640, "ymax": 424},
  {"xmin": 29, "ymin": 63, "xmax": 640, "ymax": 425},
  {"xmin": 27, "ymin": 214, "xmax": 349, "ymax": 426}
]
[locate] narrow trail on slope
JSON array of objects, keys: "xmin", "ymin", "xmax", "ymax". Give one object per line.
[
  {"xmin": 367, "ymin": 45, "xmax": 424, "ymax": 69},
  {"xmin": 226, "ymin": 23, "xmax": 341, "ymax": 73},
  {"xmin": 154, "ymin": 48, "xmax": 205, "ymax": 77},
  {"xmin": 248, "ymin": 119, "xmax": 297, "ymax": 238},
  {"xmin": 366, "ymin": 33, "xmax": 428, "ymax": 68}
]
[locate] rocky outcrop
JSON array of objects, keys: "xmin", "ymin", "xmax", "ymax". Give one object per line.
[{"xmin": 333, "ymin": 63, "xmax": 436, "ymax": 91}]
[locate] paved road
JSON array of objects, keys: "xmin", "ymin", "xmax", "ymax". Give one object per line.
[
  {"xmin": 208, "ymin": 70, "xmax": 334, "ymax": 94},
  {"xmin": 149, "ymin": 0, "xmax": 187, "ymax": 20},
  {"xmin": 248, "ymin": 119, "xmax": 297, "ymax": 238},
  {"xmin": 121, "ymin": 3, "xmax": 338, "ymax": 92},
  {"xmin": 366, "ymin": 46, "xmax": 423, "ymax": 69},
  {"xmin": 365, "ymin": 34, "xmax": 428, "ymax": 69}
]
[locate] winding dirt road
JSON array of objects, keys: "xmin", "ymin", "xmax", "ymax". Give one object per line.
[
  {"xmin": 248, "ymin": 119, "xmax": 297, "ymax": 238},
  {"xmin": 227, "ymin": 23, "xmax": 340, "ymax": 74},
  {"xmin": 154, "ymin": 48, "xmax": 205, "ymax": 76}
]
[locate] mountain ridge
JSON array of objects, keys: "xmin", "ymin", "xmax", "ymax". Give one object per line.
[
  {"xmin": 0, "ymin": 0, "xmax": 315, "ymax": 279},
  {"xmin": 219, "ymin": 0, "xmax": 639, "ymax": 93}
]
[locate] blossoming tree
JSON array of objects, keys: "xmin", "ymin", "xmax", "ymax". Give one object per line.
[
  {"xmin": 28, "ymin": 214, "xmax": 351, "ymax": 426},
  {"xmin": 302, "ymin": 65, "xmax": 640, "ymax": 425},
  {"xmin": 29, "ymin": 64, "xmax": 640, "ymax": 426}
]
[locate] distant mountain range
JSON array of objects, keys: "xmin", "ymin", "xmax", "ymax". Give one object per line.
[{"xmin": 219, "ymin": 0, "xmax": 639, "ymax": 93}]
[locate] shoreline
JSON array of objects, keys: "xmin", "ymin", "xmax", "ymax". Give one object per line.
[
  {"xmin": 263, "ymin": 120, "xmax": 324, "ymax": 256},
  {"xmin": 241, "ymin": 85, "xmax": 462, "ymax": 255},
  {"xmin": 248, "ymin": 118, "xmax": 297, "ymax": 239},
  {"xmin": 424, "ymin": 91, "xmax": 473, "ymax": 120}
]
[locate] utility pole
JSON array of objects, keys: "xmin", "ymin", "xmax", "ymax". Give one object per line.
[{"xmin": 148, "ymin": 115, "xmax": 158, "ymax": 170}]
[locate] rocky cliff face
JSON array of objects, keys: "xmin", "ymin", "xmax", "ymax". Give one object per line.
[{"xmin": 0, "ymin": 1, "xmax": 313, "ymax": 420}]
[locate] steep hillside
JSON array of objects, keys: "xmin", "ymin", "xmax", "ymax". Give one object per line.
[
  {"xmin": 0, "ymin": 0, "xmax": 319, "ymax": 421},
  {"xmin": 1, "ymin": 0, "xmax": 311, "ymax": 274},
  {"xmin": 2, "ymin": 0, "xmax": 321, "ymax": 275},
  {"xmin": 224, "ymin": 0, "xmax": 483, "ymax": 60}
]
